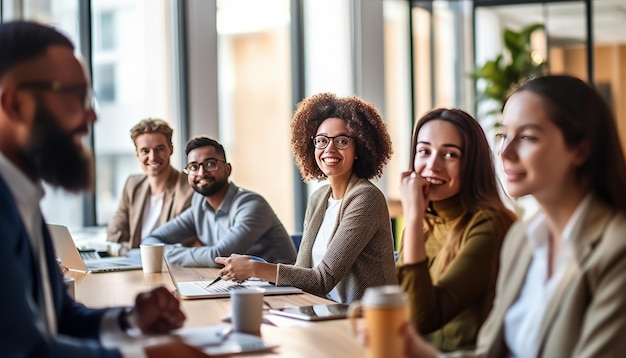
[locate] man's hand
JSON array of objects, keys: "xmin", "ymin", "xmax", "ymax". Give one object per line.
[{"xmin": 132, "ymin": 286, "xmax": 186, "ymax": 334}]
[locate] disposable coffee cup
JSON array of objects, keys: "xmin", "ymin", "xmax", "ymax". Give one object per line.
[
  {"xmin": 230, "ymin": 287, "xmax": 265, "ymax": 335},
  {"xmin": 348, "ymin": 285, "xmax": 407, "ymax": 358},
  {"xmin": 139, "ymin": 244, "xmax": 164, "ymax": 273},
  {"xmin": 63, "ymin": 277, "xmax": 75, "ymax": 299}
]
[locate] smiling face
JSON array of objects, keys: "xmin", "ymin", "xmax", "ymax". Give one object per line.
[
  {"xmin": 414, "ymin": 119, "xmax": 462, "ymax": 201},
  {"xmin": 314, "ymin": 117, "xmax": 356, "ymax": 183},
  {"xmin": 134, "ymin": 133, "xmax": 173, "ymax": 178},
  {"xmin": 186, "ymin": 145, "xmax": 230, "ymax": 197},
  {"xmin": 498, "ymin": 91, "xmax": 583, "ymax": 203}
]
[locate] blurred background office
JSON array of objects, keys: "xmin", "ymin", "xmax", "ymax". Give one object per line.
[{"xmin": 2, "ymin": 0, "xmax": 624, "ymax": 235}]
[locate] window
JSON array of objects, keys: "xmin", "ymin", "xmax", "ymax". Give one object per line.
[
  {"xmin": 98, "ymin": 10, "xmax": 115, "ymax": 51},
  {"xmin": 94, "ymin": 63, "xmax": 116, "ymax": 102},
  {"xmin": 9, "ymin": 0, "xmax": 85, "ymax": 228},
  {"xmin": 216, "ymin": 0, "xmax": 294, "ymax": 232},
  {"xmin": 91, "ymin": 0, "xmax": 183, "ymax": 225}
]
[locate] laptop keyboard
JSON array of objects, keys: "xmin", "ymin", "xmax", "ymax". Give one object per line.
[
  {"xmin": 79, "ymin": 251, "xmax": 101, "ymax": 260},
  {"xmin": 195, "ymin": 280, "xmax": 248, "ymax": 293},
  {"xmin": 89, "ymin": 261, "xmax": 132, "ymax": 268}
]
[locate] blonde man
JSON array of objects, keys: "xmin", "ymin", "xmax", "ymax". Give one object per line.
[{"xmin": 107, "ymin": 118, "xmax": 194, "ymax": 251}]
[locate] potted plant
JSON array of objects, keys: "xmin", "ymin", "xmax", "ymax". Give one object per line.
[{"xmin": 472, "ymin": 23, "xmax": 547, "ymax": 117}]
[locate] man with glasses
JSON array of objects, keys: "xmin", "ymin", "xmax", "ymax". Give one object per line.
[
  {"xmin": 0, "ymin": 21, "xmax": 205, "ymax": 357},
  {"xmin": 140, "ymin": 135, "xmax": 297, "ymax": 267},
  {"xmin": 106, "ymin": 118, "xmax": 195, "ymax": 254}
]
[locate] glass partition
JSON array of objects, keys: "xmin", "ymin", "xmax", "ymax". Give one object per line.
[
  {"xmin": 473, "ymin": 0, "xmax": 595, "ymax": 218},
  {"xmin": 216, "ymin": 0, "xmax": 294, "ymax": 232},
  {"xmin": 91, "ymin": 0, "xmax": 182, "ymax": 226},
  {"xmin": 4, "ymin": 0, "xmax": 183, "ymax": 229}
]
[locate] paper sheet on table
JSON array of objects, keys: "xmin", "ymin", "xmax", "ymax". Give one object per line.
[
  {"xmin": 103, "ymin": 323, "xmax": 277, "ymax": 354},
  {"xmin": 174, "ymin": 324, "xmax": 277, "ymax": 355}
]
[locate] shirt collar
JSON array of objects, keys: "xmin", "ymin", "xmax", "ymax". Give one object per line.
[
  {"xmin": 0, "ymin": 151, "xmax": 45, "ymax": 208},
  {"xmin": 525, "ymin": 193, "xmax": 594, "ymax": 250},
  {"xmin": 202, "ymin": 181, "xmax": 237, "ymax": 213}
]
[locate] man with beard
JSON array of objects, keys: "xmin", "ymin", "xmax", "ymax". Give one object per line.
[
  {"xmin": 140, "ymin": 136, "xmax": 297, "ymax": 267},
  {"xmin": 106, "ymin": 118, "xmax": 195, "ymax": 253},
  {"xmin": 0, "ymin": 21, "xmax": 206, "ymax": 357}
]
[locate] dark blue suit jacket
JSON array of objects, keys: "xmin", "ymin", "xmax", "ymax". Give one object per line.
[{"xmin": 0, "ymin": 176, "xmax": 122, "ymax": 357}]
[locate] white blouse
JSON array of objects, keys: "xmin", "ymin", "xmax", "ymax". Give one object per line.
[
  {"xmin": 312, "ymin": 196, "xmax": 342, "ymax": 302},
  {"xmin": 504, "ymin": 194, "xmax": 592, "ymax": 357}
]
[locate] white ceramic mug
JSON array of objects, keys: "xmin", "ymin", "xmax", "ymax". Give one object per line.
[
  {"xmin": 348, "ymin": 285, "xmax": 407, "ymax": 358},
  {"xmin": 63, "ymin": 277, "xmax": 75, "ymax": 299},
  {"xmin": 139, "ymin": 244, "xmax": 164, "ymax": 273},
  {"xmin": 230, "ymin": 287, "xmax": 265, "ymax": 335}
]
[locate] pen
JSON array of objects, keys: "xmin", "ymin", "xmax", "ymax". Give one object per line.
[
  {"xmin": 204, "ymin": 276, "xmax": 222, "ymax": 289},
  {"xmin": 206, "ymin": 255, "xmax": 268, "ymax": 288}
]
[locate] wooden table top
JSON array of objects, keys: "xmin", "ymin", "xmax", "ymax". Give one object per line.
[{"xmin": 66, "ymin": 266, "xmax": 367, "ymax": 357}]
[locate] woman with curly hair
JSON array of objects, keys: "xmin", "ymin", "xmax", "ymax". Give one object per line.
[
  {"xmin": 216, "ymin": 93, "xmax": 398, "ymax": 303},
  {"xmin": 398, "ymin": 108, "xmax": 516, "ymax": 351}
]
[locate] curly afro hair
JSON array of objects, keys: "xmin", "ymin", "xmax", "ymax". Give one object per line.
[{"xmin": 290, "ymin": 93, "xmax": 393, "ymax": 182}]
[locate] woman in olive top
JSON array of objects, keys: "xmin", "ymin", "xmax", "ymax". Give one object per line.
[
  {"xmin": 394, "ymin": 75, "xmax": 626, "ymax": 358},
  {"xmin": 398, "ymin": 108, "xmax": 516, "ymax": 351}
]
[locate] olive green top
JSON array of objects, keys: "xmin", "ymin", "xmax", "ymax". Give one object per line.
[{"xmin": 397, "ymin": 195, "xmax": 513, "ymax": 351}]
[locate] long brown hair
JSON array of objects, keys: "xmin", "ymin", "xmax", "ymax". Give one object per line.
[
  {"xmin": 410, "ymin": 108, "xmax": 516, "ymax": 271},
  {"xmin": 507, "ymin": 75, "xmax": 626, "ymax": 214}
]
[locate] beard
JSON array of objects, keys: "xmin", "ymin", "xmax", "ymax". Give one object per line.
[
  {"xmin": 21, "ymin": 101, "xmax": 94, "ymax": 192},
  {"xmin": 192, "ymin": 174, "xmax": 228, "ymax": 197}
]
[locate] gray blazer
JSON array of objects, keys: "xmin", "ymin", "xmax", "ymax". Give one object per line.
[
  {"xmin": 276, "ymin": 175, "xmax": 398, "ymax": 304},
  {"xmin": 448, "ymin": 197, "xmax": 626, "ymax": 357}
]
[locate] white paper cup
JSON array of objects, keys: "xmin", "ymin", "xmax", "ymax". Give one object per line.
[
  {"xmin": 230, "ymin": 287, "xmax": 265, "ymax": 335},
  {"xmin": 63, "ymin": 277, "xmax": 75, "ymax": 299},
  {"xmin": 139, "ymin": 244, "xmax": 164, "ymax": 273}
]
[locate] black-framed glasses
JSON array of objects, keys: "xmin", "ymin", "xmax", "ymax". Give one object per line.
[
  {"xmin": 17, "ymin": 81, "xmax": 96, "ymax": 111},
  {"xmin": 312, "ymin": 135, "xmax": 352, "ymax": 150},
  {"xmin": 184, "ymin": 158, "xmax": 226, "ymax": 174}
]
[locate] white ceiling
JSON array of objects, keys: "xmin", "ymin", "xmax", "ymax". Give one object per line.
[{"xmin": 483, "ymin": 0, "xmax": 626, "ymax": 45}]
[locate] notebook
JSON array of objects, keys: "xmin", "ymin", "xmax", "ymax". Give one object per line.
[
  {"xmin": 165, "ymin": 257, "xmax": 303, "ymax": 299},
  {"xmin": 48, "ymin": 224, "xmax": 143, "ymax": 273}
]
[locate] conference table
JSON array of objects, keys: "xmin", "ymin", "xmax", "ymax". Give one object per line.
[{"xmin": 66, "ymin": 266, "xmax": 367, "ymax": 357}]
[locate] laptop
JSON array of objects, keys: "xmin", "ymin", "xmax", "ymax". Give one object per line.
[
  {"xmin": 48, "ymin": 224, "xmax": 143, "ymax": 273},
  {"xmin": 164, "ymin": 257, "xmax": 303, "ymax": 299}
]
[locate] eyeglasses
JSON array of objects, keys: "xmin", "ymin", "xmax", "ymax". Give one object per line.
[
  {"xmin": 184, "ymin": 158, "xmax": 226, "ymax": 174},
  {"xmin": 312, "ymin": 135, "xmax": 352, "ymax": 150},
  {"xmin": 17, "ymin": 81, "xmax": 96, "ymax": 112}
]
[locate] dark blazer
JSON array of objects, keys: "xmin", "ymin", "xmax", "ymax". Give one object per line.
[{"xmin": 0, "ymin": 176, "xmax": 121, "ymax": 357}]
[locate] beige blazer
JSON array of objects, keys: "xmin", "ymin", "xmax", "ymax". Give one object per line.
[
  {"xmin": 449, "ymin": 197, "xmax": 626, "ymax": 357},
  {"xmin": 106, "ymin": 168, "xmax": 193, "ymax": 248}
]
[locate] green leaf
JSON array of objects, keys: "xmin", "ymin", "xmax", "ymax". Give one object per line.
[{"xmin": 472, "ymin": 22, "xmax": 546, "ymax": 109}]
